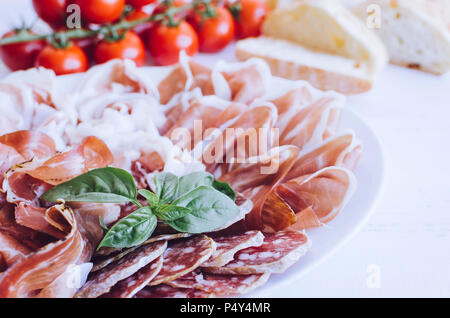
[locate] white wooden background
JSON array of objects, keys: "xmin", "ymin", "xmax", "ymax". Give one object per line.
[{"xmin": 1, "ymin": 0, "xmax": 449, "ymax": 297}]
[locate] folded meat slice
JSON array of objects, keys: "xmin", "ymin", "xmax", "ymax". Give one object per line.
[
  {"xmin": 135, "ymin": 284, "xmax": 213, "ymax": 298},
  {"xmin": 285, "ymin": 132, "xmax": 362, "ymax": 180},
  {"xmin": 148, "ymin": 235, "xmax": 216, "ymax": 286},
  {"xmin": 272, "ymin": 167, "xmax": 357, "ymax": 230},
  {"xmin": 168, "ymin": 270, "xmax": 271, "ymax": 297},
  {"xmin": 202, "ymin": 231, "xmax": 264, "ymax": 267},
  {"xmin": 74, "ymin": 240, "xmax": 167, "ymax": 298},
  {"xmin": 0, "ymin": 143, "xmax": 24, "ymax": 186},
  {"xmin": 0, "ymin": 231, "xmax": 32, "ymax": 269},
  {"xmin": 0, "ymin": 203, "xmax": 102, "ymax": 298},
  {"xmin": 0, "ymin": 130, "xmax": 56, "ymax": 161},
  {"xmin": 219, "ymin": 146, "xmax": 300, "ymax": 230},
  {"xmin": 101, "ymin": 255, "xmax": 164, "ymax": 298},
  {"xmin": 203, "ymin": 231, "xmax": 310, "ymax": 275}
]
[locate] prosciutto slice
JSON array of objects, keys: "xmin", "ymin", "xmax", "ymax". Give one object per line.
[
  {"xmin": 0, "ymin": 130, "xmax": 56, "ymax": 161},
  {"xmin": 0, "ymin": 203, "xmax": 102, "ymax": 298}
]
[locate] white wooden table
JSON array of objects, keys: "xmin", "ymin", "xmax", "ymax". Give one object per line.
[{"xmin": 1, "ymin": 0, "xmax": 450, "ymax": 298}]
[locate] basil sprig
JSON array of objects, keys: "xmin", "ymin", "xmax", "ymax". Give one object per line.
[{"xmin": 41, "ymin": 168, "xmax": 238, "ymax": 250}]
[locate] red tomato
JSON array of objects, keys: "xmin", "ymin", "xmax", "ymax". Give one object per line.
[
  {"xmin": 148, "ymin": 21, "xmax": 198, "ymax": 66},
  {"xmin": 32, "ymin": 0, "xmax": 68, "ymax": 29},
  {"xmin": 35, "ymin": 44, "xmax": 88, "ymax": 75},
  {"xmin": 0, "ymin": 30, "xmax": 46, "ymax": 71},
  {"xmin": 127, "ymin": 0, "xmax": 156, "ymax": 8},
  {"xmin": 232, "ymin": 0, "xmax": 267, "ymax": 38},
  {"xmin": 191, "ymin": 7, "xmax": 234, "ymax": 53},
  {"xmin": 94, "ymin": 31, "xmax": 146, "ymax": 66},
  {"xmin": 126, "ymin": 9, "xmax": 153, "ymax": 43},
  {"xmin": 72, "ymin": 0, "xmax": 125, "ymax": 24},
  {"xmin": 73, "ymin": 35, "xmax": 97, "ymax": 58},
  {"xmin": 153, "ymin": 0, "xmax": 189, "ymax": 15}
]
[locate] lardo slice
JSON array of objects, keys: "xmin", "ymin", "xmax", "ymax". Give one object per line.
[{"xmin": 203, "ymin": 231, "xmax": 311, "ymax": 275}]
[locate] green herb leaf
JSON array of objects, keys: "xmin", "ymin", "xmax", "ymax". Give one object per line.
[
  {"xmin": 152, "ymin": 205, "xmax": 192, "ymax": 221},
  {"xmin": 176, "ymin": 171, "xmax": 214, "ymax": 198},
  {"xmin": 212, "ymin": 180, "xmax": 236, "ymax": 201},
  {"xmin": 97, "ymin": 206, "xmax": 157, "ymax": 250},
  {"xmin": 138, "ymin": 189, "xmax": 159, "ymax": 206},
  {"xmin": 41, "ymin": 167, "xmax": 137, "ymax": 204},
  {"xmin": 154, "ymin": 172, "xmax": 179, "ymax": 204},
  {"xmin": 167, "ymin": 186, "xmax": 240, "ymax": 233}
]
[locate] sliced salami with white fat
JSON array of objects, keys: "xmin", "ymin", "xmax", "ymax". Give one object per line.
[
  {"xmin": 202, "ymin": 231, "xmax": 264, "ymax": 267},
  {"xmin": 203, "ymin": 231, "xmax": 310, "ymax": 275},
  {"xmin": 74, "ymin": 241, "xmax": 167, "ymax": 298},
  {"xmin": 100, "ymin": 255, "xmax": 164, "ymax": 298},
  {"xmin": 135, "ymin": 284, "xmax": 213, "ymax": 298},
  {"xmin": 168, "ymin": 270, "xmax": 271, "ymax": 297},
  {"xmin": 148, "ymin": 235, "xmax": 216, "ymax": 286}
]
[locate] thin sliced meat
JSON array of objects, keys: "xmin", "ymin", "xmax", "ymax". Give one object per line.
[
  {"xmin": 94, "ymin": 233, "xmax": 192, "ymax": 259},
  {"xmin": 14, "ymin": 203, "xmax": 67, "ymax": 239},
  {"xmin": 202, "ymin": 231, "xmax": 264, "ymax": 267},
  {"xmin": 135, "ymin": 284, "xmax": 213, "ymax": 298},
  {"xmin": 273, "ymin": 167, "xmax": 357, "ymax": 230},
  {"xmin": 0, "ymin": 231, "xmax": 32, "ymax": 268},
  {"xmin": 203, "ymin": 231, "xmax": 310, "ymax": 275},
  {"xmin": 0, "ymin": 143, "xmax": 24, "ymax": 185},
  {"xmin": 0, "ymin": 130, "xmax": 56, "ymax": 161},
  {"xmin": 2, "ymin": 171, "xmax": 52, "ymax": 206},
  {"xmin": 7, "ymin": 136, "xmax": 113, "ymax": 186},
  {"xmin": 0, "ymin": 204, "xmax": 102, "ymax": 297},
  {"xmin": 285, "ymin": 132, "xmax": 362, "ymax": 180},
  {"xmin": 101, "ymin": 255, "xmax": 164, "ymax": 298},
  {"xmin": 168, "ymin": 270, "xmax": 271, "ymax": 297},
  {"xmin": 219, "ymin": 146, "xmax": 300, "ymax": 231},
  {"xmin": 148, "ymin": 235, "xmax": 216, "ymax": 286},
  {"xmin": 75, "ymin": 240, "xmax": 167, "ymax": 298}
]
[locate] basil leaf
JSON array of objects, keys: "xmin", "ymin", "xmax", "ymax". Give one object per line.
[
  {"xmin": 41, "ymin": 167, "xmax": 137, "ymax": 204},
  {"xmin": 154, "ymin": 172, "xmax": 178, "ymax": 204},
  {"xmin": 176, "ymin": 171, "xmax": 214, "ymax": 198},
  {"xmin": 167, "ymin": 186, "xmax": 240, "ymax": 233},
  {"xmin": 212, "ymin": 180, "xmax": 236, "ymax": 201},
  {"xmin": 153, "ymin": 205, "xmax": 192, "ymax": 221},
  {"xmin": 138, "ymin": 189, "xmax": 159, "ymax": 206},
  {"xmin": 99, "ymin": 216, "xmax": 109, "ymax": 233},
  {"xmin": 97, "ymin": 206, "xmax": 156, "ymax": 250}
]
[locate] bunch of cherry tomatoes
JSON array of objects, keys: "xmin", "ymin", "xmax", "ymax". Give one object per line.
[{"xmin": 0, "ymin": 0, "xmax": 267, "ymax": 75}]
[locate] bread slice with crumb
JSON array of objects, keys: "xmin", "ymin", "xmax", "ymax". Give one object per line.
[{"xmin": 352, "ymin": 0, "xmax": 450, "ymax": 74}]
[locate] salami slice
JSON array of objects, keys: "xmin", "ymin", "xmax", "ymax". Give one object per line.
[
  {"xmin": 101, "ymin": 255, "xmax": 164, "ymax": 298},
  {"xmin": 168, "ymin": 270, "xmax": 270, "ymax": 297},
  {"xmin": 148, "ymin": 235, "xmax": 215, "ymax": 286},
  {"xmin": 74, "ymin": 241, "xmax": 167, "ymax": 298},
  {"xmin": 95, "ymin": 233, "xmax": 191, "ymax": 258},
  {"xmin": 202, "ymin": 231, "xmax": 264, "ymax": 267},
  {"xmin": 135, "ymin": 285, "xmax": 213, "ymax": 298},
  {"xmin": 203, "ymin": 231, "xmax": 311, "ymax": 275}
]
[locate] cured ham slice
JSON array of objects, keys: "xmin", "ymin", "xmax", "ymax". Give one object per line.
[
  {"xmin": 0, "ymin": 204, "xmax": 102, "ymax": 298},
  {"xmin": 168, "ymin": 270, "xmax": 271, "ymax": 297},
  {"xmin": 135, "ymin": 284, "xmax": 213, "ymax": 298},
  {"xmin": 273, "ymin": 167, "xmax": 357, "ymax": 230},
  {"xmin": 285, "ymin": 132, "xmax": 362, "ymax": 180},
  {"xmin": 148, "ymin": 235, "xmax": 216, "ymax": 286},
  {"xmin": 0, "ymin": 143, "xmax": 24, "ymax": 186},
  {"xmin": 203, "ymin": 231, "xmax": 310, "ymax": 275},
  {"xmin": 101, "ymin": 255, "xmax": 164, "ymax": 298},
  {"xmin": 74, "ymin": 240, "xmax": 167, "ymax": 298},
  {"xmin": 219, "ymin": 146, "xmax": 299, "ymax": 230},
  {"xmin": 0, "ymin": 130, "xmax": 56, "ymax": 161},
  {"xmin": 0, "ymin": 232, "xmax": 32, "ymax": 268},
  {"xmin": 202, "ymin": 231, "xmax": 264, "ymax": 267}
]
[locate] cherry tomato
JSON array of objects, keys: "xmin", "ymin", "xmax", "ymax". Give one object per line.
[
  {"xmin": 126, "ymin": 9, "xmax": 153, "ymax": 43},
  {"xmin": 0, "ymin": 30, "xmax": 45, "ymax": 71},
  {"xmin": 153, "ymin": 0, "xmax": 189, "ymax": 15},
  {"xmin": 32, "ymin": 0, "xmax": 68, "ymax": 29},
  {"xmin": 127, "ymin": 0, "xmax": 156, "ymax": 8},
  {"xmin": 191, "ymin": 7, "xmax": 234, "ymax": 53},
  {"xmin": 94, "ymin": 31, "xmax": 146, "ymax": 66},
  {"xmin": 73, "ymin": 35, "xmax": 97, "ymax": 59},
  {"xmin": 232, "ymin": 0, "xmax": 267, "ymax": 38},
  {"xmin": 72, "ymin": 0, "xmax": 125, "ymax": 24},
  {"xmin": 35, "ymin": 43, "xmax": 88, "ymax": 75},
  {"xmin": 148, "ymin": 21, "xmax": 198, "ymax": 66}
]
